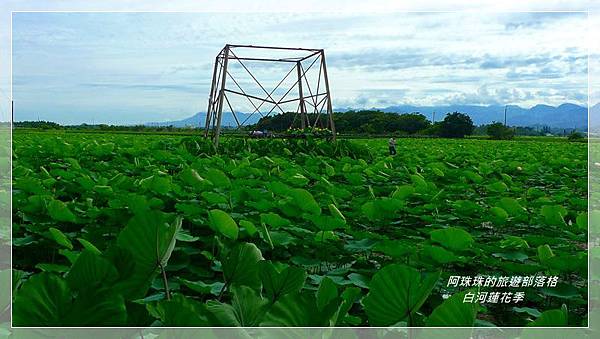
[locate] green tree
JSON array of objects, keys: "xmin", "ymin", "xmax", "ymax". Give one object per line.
[
  {"xmin": 567, "ymin": 131, "xmax": 585, "ymax": 142},
  {"xmin": 486, "ymin": 122, "xmax": 515, "ymax": 140},
  {"xmin": 396, "ymin": 113, "xmax": 430, "ymax": 134},
  {"xmin": 251, "ymin": 110, "xmax": 432, "ymax": 135},
  {"xmin": 438, "ymin": 112, "xmax": 474, "ymax": 138},
  {"xmin": 360, "ymin": 123, "xmax": 376, "ymax": 134},
  {"xmin": 14, "ymin": 121, "xmax": 62, "ymax": 129}
]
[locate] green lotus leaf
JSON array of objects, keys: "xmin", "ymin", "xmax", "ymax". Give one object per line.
[
  {"xmin": 208, "ymin": 209, "xmax": 239, "ymax": 240},
  {"xmin": 115, "ymin": 211, "xmax": 181, "ymax": 299},
  {"xmin": 222, "ymin": 242, "xmax": 264, "ymax": 290},
  {"xmin": 426, "ymin": 289, "xmax": 479, "ymax": 326},
  {"xmin": 362, "ymin": 264, "xmax": 440, "ymax": 326},
  {"xmin": 259, "ymin": 260, "xmax": 306, "ymax": 303},
  {"xmin": 430, "ymin": 227, "xmax": 474, "ymax": 252}
]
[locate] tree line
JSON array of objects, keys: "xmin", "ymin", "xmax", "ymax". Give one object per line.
[
  {"xmin": 13, "ymin": 121, "xmax": 190, "ymax": 132},
  {"xmin": 250, "ymin": 110, "xmax": 584, "ymax": 140},
  {"xmin": 251, "ymin": 110, "xmax": 478, "ymax": 138},
  {"xmin": 15, "ymin": 111, "xmax": 580, "ymax": 140}
]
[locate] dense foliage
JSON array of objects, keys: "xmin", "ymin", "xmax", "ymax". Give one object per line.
[
  {"xmin": 252, "ymin": 111, "xmax": 431, "ymax": 135},
  {"xmin": 12, "ymin": 131, "xmax": 587, "ymax": 327},
  {"xmin": 568, "ymin": 132, "xmax": 585, "ymax": 142},
  {"xmin": 14, "ymin": 121, "xmax": 195, "ymax": 132},
  {"xmin": 437, "ymin": 112, "xmax": 475, "ymax": 138},
  {"xmin": 13, "ymin": 121, "xmax": 62, "ymax": 129},
  {"xmin": 486, "ymin": 122, "xmax": 516, "ymax": 140},
  {"xmin": 333, "ymin": 111, "xmax": 430, "ymax": 135}
]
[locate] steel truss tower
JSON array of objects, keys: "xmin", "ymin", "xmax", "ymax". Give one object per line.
[{"xmin": 204, "ymin": 44, "xmax": 336, "ymax": 146}]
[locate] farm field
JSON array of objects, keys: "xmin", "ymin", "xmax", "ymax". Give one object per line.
[{"xmin": 11, "ymin": 131, "xmax": 588, "ymax": 327}]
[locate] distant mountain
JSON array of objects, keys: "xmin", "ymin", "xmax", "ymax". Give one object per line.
[
  {"xmin": 589, "ymin": 103, "xmax": 600, "ymax": 133},
  {"xmin": 147, "ymin": 103, "xmax": 588, "ymax": 129},
  {"xmin": 346, "ymin": 103, "xmax": 587, "ymax": 129},
  {"xmin": 146, "ymin": 112, "xmax": 261, "ymax": 128}
]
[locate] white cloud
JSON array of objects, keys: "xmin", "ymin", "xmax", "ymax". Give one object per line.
[{"xmin": 0, "ymin": 1, "xmax": 598, "ymax": 123}]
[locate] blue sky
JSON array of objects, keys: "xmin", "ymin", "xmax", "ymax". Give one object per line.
[{"xmin": 11, "ymin": 11, "xmax": 590, "ymax": 124}]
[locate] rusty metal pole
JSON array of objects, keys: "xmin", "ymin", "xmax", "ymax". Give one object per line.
[
  {"xmin": 204, "ymin": 56, "xmax": 220, "ymax": 137},
  {"xmin": 296, "ymin": 61, "xmax": 307, "ymax": 129},
  {"xmin": 214, "ymin": 45, "xmax": 230, "ymax": 147},
  {"xmin": 320, "ymin": 50, "xmax": 336, "ymax": 141}
]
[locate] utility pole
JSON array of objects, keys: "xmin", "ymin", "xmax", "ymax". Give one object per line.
[
  {"xmin": 503, "ymin": 105, "xmax": 507, "ymax": 127},
  {"xmin": 432, "ymin": 111, "xmax": 436, "ymax": 123}
]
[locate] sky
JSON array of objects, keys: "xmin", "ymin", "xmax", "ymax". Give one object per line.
[{"xmin": 5, "ymin": 8, "xmax": 596, "ymax": 124}]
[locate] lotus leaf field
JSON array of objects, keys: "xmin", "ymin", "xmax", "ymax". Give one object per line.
[{"xmin": 11, "ymin": 131, "xmax": 587, "ymax": 327}]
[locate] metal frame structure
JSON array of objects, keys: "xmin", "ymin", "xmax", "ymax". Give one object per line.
[{"xmin": 204, "ymin": 44, "xmax": 336, "ymax": 146}]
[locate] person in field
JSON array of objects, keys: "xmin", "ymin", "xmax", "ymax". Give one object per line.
[{"xmin": 388, "ymin": 137, "xmax": 397, "ymax": 155}]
